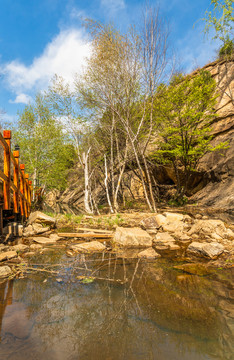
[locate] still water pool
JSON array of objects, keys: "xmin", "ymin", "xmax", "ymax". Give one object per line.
[{"xmin": 0, "ymin": 249, "xmax": 233, "ymax": 360}]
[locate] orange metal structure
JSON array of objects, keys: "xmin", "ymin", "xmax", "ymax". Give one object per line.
[{"xmin": 0, "ymin": 130, "xmax": 32, "ymax": 228}]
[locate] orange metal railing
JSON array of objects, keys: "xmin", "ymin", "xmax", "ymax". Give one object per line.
[{"xmin": 0, "ymin": 130, "xmax": 32, "ymax": 220}]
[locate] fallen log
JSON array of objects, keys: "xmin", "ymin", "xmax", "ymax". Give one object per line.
[
  {"xmin": 57, "ymin": 232, "xmax": 113, "ymax": 239},
  {"xmin": 76, "ymin": 227, "xmax": 113, "ymax": 234}
]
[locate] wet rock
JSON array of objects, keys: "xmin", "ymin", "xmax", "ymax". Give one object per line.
[
  {"xmin": 113, "ymin": 227, "xmax": 152, "ymax": 248},
  {"xmin": 12, "ymin": 244, "xmax": 28, "ymax": 252},
  {"xmin": 187, "ymin": 241, "xmax": 224, "ymax": 259},
  {"xmin": 140, "ymin": 216, "xmax": 160, "ymax": 229},
  {"xmin": 137, "ymin": 248, "xmax": 161, "ymax": 259},
  {"xmin": 27, "ymin": 211, "xmax": 56, "ymax": 227},
  {"xmin": 0, "ymin": 265, "xmax": 12, "ymax": 277},
  {"xmin": 71, "ymin": 241, "xmax": 106, "ymax": 253},
  {"xmin": 154, "ymin": 244, "xmax": 170, "ymax": 250},
  {"xmin": 174, "ymin": 263, "xmax": 212, "ymax": 276},
  {"xmin": 0, "ymin": 251, "xmax": 18, "ymax": 262},
  {"xmin": 188, "ymin": 219, "xmax": 227, "ymax": 239},
  {"xmin": 32, "ymin": 237, "xmax": 57, "ymax": 245},
  {"xmin": 168, "ymin": 243, "xmax": 180, "ymax": 250},
  {"xmin": 49, "ymin": 233, "xmax": 61, "ymax": 241},
  {"xmin": 23, "ymin": 252, "xmax": 36, "ymax": 257}
]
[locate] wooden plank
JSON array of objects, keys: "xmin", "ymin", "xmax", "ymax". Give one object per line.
[
  {"xmin": 0, "ymin": 170, "xmax": 8, "ymax": 182},
  {"xmin": 3, "ymin": 131, "xmax": 11, "ymax": 210},
  {"xmin": 0, "ymin": 133, "xmax": 9, "ymax": 151},
  {"xmin": 10, "ymin": 152, "xmax": 17, "ymax": 167},
  {"xmin": 57, "ymin": 232, "xmax": 113, "ymax": 238},
  {"xmin": 76, "ymin": 227, "xmax": 113, "ymax": 234},
  {"xmin": 10, "ymin": 182, "xmax": 18, "ymax": 192}
]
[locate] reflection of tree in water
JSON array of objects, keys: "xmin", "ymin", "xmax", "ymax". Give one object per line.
[
  {"xmin": 2, "ymin": 253, "xmax": 233, "ymax": 360},
  {"xmin": 0, "ymin": 280, "xmax": 13, "ymax": 340}
]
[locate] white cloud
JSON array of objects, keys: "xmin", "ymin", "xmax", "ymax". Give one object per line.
[
  {"xmin": 2, "ymin": 28, "xmax": 91, "ymax": 95},
  {"xmin": 101, "ymin": 0, "xmax": 125, "ymax": 12},
  {"xmin": 9, "ymin": 93, "xmax": 32, "ymax": 104}
]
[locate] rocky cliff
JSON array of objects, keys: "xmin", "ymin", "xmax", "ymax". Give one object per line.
[
  {"xmin": 48, "ymin": 57, "xmax": 234, "ymax": 215},
  {"xmin": 190, "ymin": 57, "xmax": 234, "ymax": 211}
]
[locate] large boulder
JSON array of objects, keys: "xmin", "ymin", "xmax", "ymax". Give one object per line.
[
  {"xmin": 113, "ymin": 227, "xmax": 152, "ymax": 248},
  {"xmin": 27, "ymin": 211, "xmax": 56, "ymax": 227},
  {"xmin": 154, "ymin": 212, "xmax": 187, "ymax": 233},
  {"xmin": 188, "ymin": 219, "xmax": 228, "ymax": 240},
  {"xmin": 187, "ymin": 241, "xmax": 224, "ymax": 259},
  {"xmin": 174, "ymin": 263, "xmax": 212, "ymax": 276},
  {"xmin": 71, "ymin": 241, "xmax": 106, "ymax": 253}
]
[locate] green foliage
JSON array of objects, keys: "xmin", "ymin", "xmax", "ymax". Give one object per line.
[
  {"xmin": 153, "ymin": 70, "xmax": 229, "ymax": 196},
  {"xmin": 168, "ymin": 195, "xmax": 188, "ymax": 207},
  {"xmin": 203, "ymin": 0, "xmax": 234, "ymax": 44},
  {"xmin": 14, "ymin": 94, "xmax": 76, "ymax": 190},
  {"xmin": 218, "ymin": 37, "xmax": 234, "ymax": 57}
]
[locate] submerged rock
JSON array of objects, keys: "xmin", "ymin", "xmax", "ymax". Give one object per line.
[
  {"xmin": 187, "ymin": 241, "xmax": 224, "ymax": 259},
  {"xmin": 174, "ymin": 263, "xmax": 212, "ymax": 276},
  {"xmin": 137, "ymin": 248, "xmax": 161, "ymax": 259},
  {"xmin": 71, "ymin": 241, "xmax": 106, "ymax": 253},
  {"xmin": 113, "ymin": 227, "xmax": 152, "ymax": 248},
  {"xmin": 30, "ymin": 244, "xmax": 43, "ymax": 251},
  {"xmin": 0, "ymin": 265, "xmax": 12, "ymax": 277}
]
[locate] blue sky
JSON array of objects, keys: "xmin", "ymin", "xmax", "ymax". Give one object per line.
[{"xmin": 0, "ymin": 0, "xmax": 221, "ymax": 124}]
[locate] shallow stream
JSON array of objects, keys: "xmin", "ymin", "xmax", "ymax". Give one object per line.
[{"xmin": 0, "ymin": 248, "xmax": 233, "ymax": 360}]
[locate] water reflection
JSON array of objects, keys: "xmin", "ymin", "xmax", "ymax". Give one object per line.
[{"xmin": 0, "ymin": 251, "xmax": 233, "ymax": 360}]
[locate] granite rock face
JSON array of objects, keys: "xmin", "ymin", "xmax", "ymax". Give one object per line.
[{"xmin": 113, "ymin": 227, "xmax": 152, "ymax": 248}]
